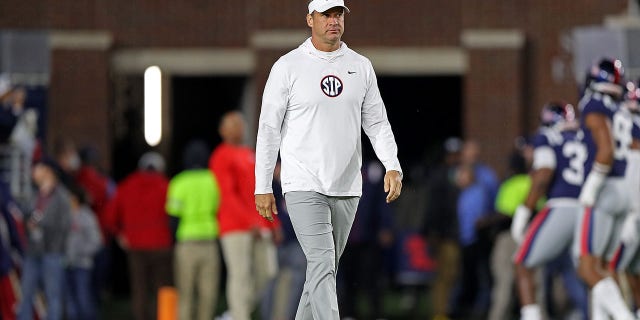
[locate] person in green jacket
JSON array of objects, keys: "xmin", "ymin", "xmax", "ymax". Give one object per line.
[{"xmin": 166, "ymin": 140, "xmax": 221, "ymax": 320}]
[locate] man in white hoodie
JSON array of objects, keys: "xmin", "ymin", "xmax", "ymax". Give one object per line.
[{"xmin": 254, "ymin": 0, "xmax": 403, "ymax": 319}]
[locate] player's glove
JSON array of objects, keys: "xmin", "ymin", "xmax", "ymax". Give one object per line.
[
  {"xmin": 511, "ymin": 205, "xmax": 531, "ymax": 244},
  {"xmin": 620, "ymin": 212, "xmax": 640, "ymax": 246},
  {"xmin": 578, "ymin": 162, "xmax": 610, "ymax": 207}
]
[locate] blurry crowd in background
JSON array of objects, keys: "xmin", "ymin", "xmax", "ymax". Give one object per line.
[
  {"xmin": 2, "ymin": 56, "xmax": 640, "ymax": 320},
  {"xmin": 0, "ymin": 72, "xmax": 575, "ymax": 320}
]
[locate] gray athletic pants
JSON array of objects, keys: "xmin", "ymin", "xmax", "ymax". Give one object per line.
[
  {"xmin": 572, "ymin": 178, "xmax": 629, "ymax": 262},
  {"xmin": 284, "ymin": 191, "xmax": 360, "ymax": 320}
]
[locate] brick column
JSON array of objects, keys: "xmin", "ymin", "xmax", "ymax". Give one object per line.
[
  {"xmin": 461, "ymin": 29, "xmax": 526, "ymax": 179},
  {"xmin": 48, "ymin": 30, "xmax": 113, "ymax": 170}
]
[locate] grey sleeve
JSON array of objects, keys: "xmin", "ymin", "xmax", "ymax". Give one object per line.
[
  {"xmin": 82, "ymin": 211, "xmax": 103, "ymax": 256},
  {"xmin": 57, "ymin": 193, "xmax": 72, "ymax": 234},
  {"xmin": 41, "ymin": 190, "xmax": 72, "ymax": 233}
]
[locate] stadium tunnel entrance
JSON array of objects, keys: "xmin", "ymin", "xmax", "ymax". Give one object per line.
[
  {"xmin": 167, "ymin": 75, "xmax": 463, "ymax": 178},
  {"xmin": 111, "ymin": 75, "xmax": 249, "ymax": 180},
  {"xmin": 371, "ymin": 76, "xmax": 462, "ymax": 171},
  {"xmin": 169, "ymin": 76, "xmax": 248, "ymax": 176}
]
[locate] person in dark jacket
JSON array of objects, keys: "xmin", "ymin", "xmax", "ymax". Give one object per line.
[
  {"xmin": 421, "ymin": 137, "xmax": 462, "ymax": 320},
  {"xmin": 17, "ymin": 157, "xmax": 72, "ymax": 320}
]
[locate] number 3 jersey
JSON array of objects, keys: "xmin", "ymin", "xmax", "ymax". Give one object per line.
[{"xmin": 531, "ymin": 127, "xmax": 585, "ymax": 199}]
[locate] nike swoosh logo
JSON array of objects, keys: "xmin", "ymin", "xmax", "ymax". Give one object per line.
[{"xmin": 347, "ymin": 71, "xmax": 356, "ymax": 74}]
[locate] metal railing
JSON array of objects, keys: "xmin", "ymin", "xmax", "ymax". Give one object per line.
[{"xmin": 0, "ymin": 144, "xmax": 32, "ymax": 207}]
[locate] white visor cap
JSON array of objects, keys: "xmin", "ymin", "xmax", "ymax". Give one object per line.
[{"xmin": 308, "ymin": 0, "xmax": 350, "ymax": 14}]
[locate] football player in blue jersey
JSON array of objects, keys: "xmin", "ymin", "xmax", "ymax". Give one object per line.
[
  {"xmin": 609, "ymin": 80, "xmax": 640, "ymax": 318},
  {"xmin": 574, "ymin": 58, "xmax": 635, "ymax": 320},
  {"xmin": 511, "ymin": 102, "xmax": 586, "ymax": 320}
]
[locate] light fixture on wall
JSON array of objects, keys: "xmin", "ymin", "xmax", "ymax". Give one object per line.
[{"xmin": 144, "ymin": 65, "xmax": 162, "ymax": 147}]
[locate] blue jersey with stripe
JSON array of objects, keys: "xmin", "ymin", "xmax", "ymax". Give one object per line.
[
  {"xmin": 578, "ymin": 90, "xmax": 626, "ymax": 178},
  {"xmin": 611, "ymin": 106, "xmax": 640, "ymax": 165},
  {"xmin": 532, "ymin": 128, "xmax": 586, "ymax": 199}
]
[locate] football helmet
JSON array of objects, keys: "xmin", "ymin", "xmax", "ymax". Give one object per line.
[
  {"xmin": 586, "ymin": 57, "xmax": 625, "ymax": 97},
  {"xmin": 540, "ymin": 101, "xmax": 577, "ymax": 130}
]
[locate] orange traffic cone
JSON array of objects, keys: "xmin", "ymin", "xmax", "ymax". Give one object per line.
[{"xmin": 157, "ymin": 286, "xmax": 178, "ymax": 320}]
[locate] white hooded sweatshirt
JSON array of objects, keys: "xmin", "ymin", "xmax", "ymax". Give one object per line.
[{"xmin": 255, "ymin": 38, "xmax": 402, "ymax": 196}]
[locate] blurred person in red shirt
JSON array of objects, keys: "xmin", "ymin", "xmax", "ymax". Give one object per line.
[
  {"xmin": 76, "ymin": 145, "xmax": 115, "ymax": 308},
  {"xmin": 104, "ymin": 151, "xmax": 173, "ymax": 320},
  {"xmin": 76, "ymin": 145, "xmax": 113, "ymax": 226},
  {"xmin": 209, "ymin": 111, "xmax": 280, "ymax": 320}
]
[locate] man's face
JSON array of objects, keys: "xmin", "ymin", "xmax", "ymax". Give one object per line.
[
  {"xmin": 220, "ymin": 112, "xmax": 246, "ymax": 144},
  {"xmin": 32, "ymin": 163, "xmax": 49, "ymax": 185},
  {"xmin": 307, "ymin": 7, "xmax": 345, "ymax": 44}
]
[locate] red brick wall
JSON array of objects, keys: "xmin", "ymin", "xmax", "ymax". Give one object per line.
[
  {"xmin": 48, "ymin": 49, "xmax": 111, "ymax": 170},
  {"xmin": 0, "ymin": 0, "xmax": 629, "ymax": 175},
  {"xmin": 464, "ymin": 47, "xmax": 525, "ymax": 178}
]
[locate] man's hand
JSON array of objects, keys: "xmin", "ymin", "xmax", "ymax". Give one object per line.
[
  {"xmin": 384, "ymin": 170, "xmax": 402, "ymax": 203},
  {"xmin": 579, "ymin": 166, "xmax": 607, "ymax": 207},
  {"xmin": 511, "ymin": 205, "xmax": 531, "ymax": 244},
  {"xmin": 255, "ymin": 193, "xmax": 278, "ymax": 222}
]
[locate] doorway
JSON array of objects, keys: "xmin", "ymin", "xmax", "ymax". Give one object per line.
[
  {"xmin": 169, "ymin": 75, "xmax": 248, "ymax": 176},
  {"xmin": 373, "ymin": 76, "xmax": 462, "ymax": 168}
]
